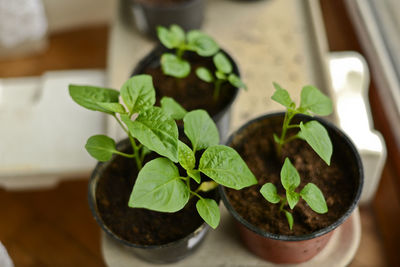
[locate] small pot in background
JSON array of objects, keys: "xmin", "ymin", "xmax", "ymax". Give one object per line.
[{"xmin": 123, "ymin": 0, "xmax": 204, "ymax": 39}]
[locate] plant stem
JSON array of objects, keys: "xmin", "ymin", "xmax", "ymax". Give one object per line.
[
  {"xmin": 213, "ymin": 79, "xmax": 223, "ymax": 101},
  {"xmin": 129, "ymin": 134, "xmax": 142, "ymax": 170},
  {"xmin": 113, "ymin": 151, "xmax": 135, "ymax": 158},
  {"xmin": 177, "ymin": 47, "xmax": 185, "ymax": 59},
  {"xmin": 282, "ymin": 133, "xmax": 301, "ymax": 145},
  {"xmin": 190, "ymin": 190, "xmax": 204, "ymax": 200},
  {"xmin": 113, "ymin": 114, "xmax": 129, "ymax": 135},
  {"xmin": 276, "ymin": 111, "xmax": 297, "ymax": 157},
  {"xmin": 279, "ymin": 198, "xmax": 287, "ymax": 212}
]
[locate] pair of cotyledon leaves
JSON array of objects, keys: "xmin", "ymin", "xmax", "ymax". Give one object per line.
[
  {"xmin": 272, "ymin": 83, "xmax": 333, "ymax": 166},
  {"xmin": 69, "ymin": 75, "xmax": 257, "ymax": 229}
]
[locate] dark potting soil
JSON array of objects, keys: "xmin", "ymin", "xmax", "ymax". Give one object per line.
[
  {"xmin": 95, "ymin": 149, "xmax": 217, "ymax": 246},
  {"xmin": 226, "ymin": 117, "xmax": 357, "ymax": 236},
  {"xmin": 143, "ymin": 53, "xmax": 236, "ymax": 118}
]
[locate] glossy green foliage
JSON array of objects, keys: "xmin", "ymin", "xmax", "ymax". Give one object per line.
[{"xmin": 271, "ymin": 83, "xmax": 333, "ymax": 166}]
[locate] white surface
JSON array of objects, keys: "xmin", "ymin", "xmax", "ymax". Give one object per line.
[
  {"xmin": 0, "ymin": 0, "xmax": 47, "ymax": 47},
  {"xmin": 0, "ymin": 0, "xmax": 48, "ymax": 58},
  {"xmin": 102, "ymin": 207, "xmax": 361, "ymax": 267},
  {"xmin": 329, "ymin": 52, "xmax": 386, "ymax": 204},
  {"xmin": 0, "ymin": 70, "xmax": 107, "ymax": 189},
  {"xmin": 0, "ymin": 242, "xmax": 13, "ymax": 267}
]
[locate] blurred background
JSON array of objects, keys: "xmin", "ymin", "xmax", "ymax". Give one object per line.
[{"xmin": 0, "ymin": 0, "xmax": 399, "ymax": 266}]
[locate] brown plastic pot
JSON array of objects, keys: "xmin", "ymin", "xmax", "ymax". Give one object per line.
[
  {"xmin": 219, "ymin": 112, "xmax": 363, "ymax": 264},
  {"xmin": 88, "ymin": 139, "xmax": 214, "ymax": 263}
]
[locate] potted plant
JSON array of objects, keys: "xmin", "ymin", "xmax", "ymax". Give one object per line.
[
  {"xmin": 126, "ymin": 0, "xmax": 205, "ymax": 39},
  {"xmin": 133, "ymin": 24, "xmax": 246, "ymax": 141},
  {"xmin": 69, "ymin": 74, "xmax": 256, "ymax": 263},
  {"xmin": 219, "ymin": 83, "xmax": 363, "ymax": 263}
]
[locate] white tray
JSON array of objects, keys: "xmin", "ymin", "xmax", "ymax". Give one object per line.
[{"xmin": 102, "ymin": 207, "xmax": 361, "ymax": 267}]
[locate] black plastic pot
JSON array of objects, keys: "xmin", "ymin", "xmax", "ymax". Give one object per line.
[
  {"xmin": 88, "ymin": 139, "xmax": 211, "ymax": 263},
  {"xmin": 132, "ymin": 45, "xmax": 240, "ymax": 143},
  {"xmin": 219, "ymin": 112, "xmax": 363, "ymax": 263},
  {"xmin": 127, "ymin": 0, "xmax": 204, "ymax": 39}
]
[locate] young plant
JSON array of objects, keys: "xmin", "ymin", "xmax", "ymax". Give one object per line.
[
  {"xmin": 271, "ymin": 83, "xmax": 333, "ymax": 165},
  {"xmin": 69, "ymin": 74, "xmax": 179, "ymax": 170},
  {"xmin": 129, "ymin": 108, "xmax": 257, "ymax": 229},
  {"xmin": 260, "ymin": 158, "xmax": 328, "ymax": 230},
  {"xmin": 157, "ymin": 24, "xmax": 220, "ymax": 78},
  {"xmin": 69, "ymin": 75, "xmax": 257, "ymax": 229},
  {"xmin": 196, "ymin": 52, "xmax": 247, "ymax": 100}
]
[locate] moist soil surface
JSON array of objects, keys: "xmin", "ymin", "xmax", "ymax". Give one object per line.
[
  {"xmin": 95, "ymin": 147, "xmax": 217, "ymax": 246},
  {"xmin": 226, "ymin": 116, "xmax": 357, "ymax": 236},
  {"xmin": 142, "ymin": 52, "xmax": 236, "ymax": 118}
]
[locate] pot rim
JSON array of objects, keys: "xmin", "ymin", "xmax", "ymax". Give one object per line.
[
  {"xmin": 87, "ymin": 139, "xmax": 210, "ymax": 250},
  {"xmin": 131, "ymin": 44, "xmax": 240, "ymax": 122},
  {"xmin": 219, "ymin": 112, "xmax": 364, "ymax": 242},
  {"xmin": 133, "ymin": 0, "xmax": 203, "ymax": 11}
]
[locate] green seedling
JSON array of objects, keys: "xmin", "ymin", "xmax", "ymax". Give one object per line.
[
  {"xmin": 271, "ymin": 83, "xmax": 333, "ymax": 165},
  {"xmin": 196, "ymin": 52, "xmax": 247, "ymax": 100},
  {"xmin": 260, "ymin": 158, "xmax": 328, "ymax": 230},
  {"xmin": 69, "ymin": 74, "xmax": 177, "ymax": 170},
  {"xmin": 130, "ymin": 109, "xmax": 257, "ymax": 229},
  {"xmin": 157, "ymin": 24, "xmax": 220, "ymax": 78},
  {"xmin": 69, "ymin": 75, "xmax": 257, "ymax": 229}
]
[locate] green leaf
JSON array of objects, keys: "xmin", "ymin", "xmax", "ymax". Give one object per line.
[
  {"xmin": 196, "ymin": 67, "xmax": 214, "ymax": 83},
  {"xmin": 284, "ymin": 210, "xmax": 294, "ymax": 230},
  {"xmin": 68, "ymin": 85, "xmax": 120, "ymax": 114},
  {"xmin": 85, "ymin": 135, "xmax": 117, "ymax": 162},
  {"xmin": 299, "ymin": 121, "xmax": 332, "ymax": 165},
  {"xmin": 157, "ymin": 25, "xmax": 184, "ymax": 49},
  {"xmin": 178, "ymin": 141, "xmax": 195, "ymax": 170},
  {"xmin": 97, "ymin": 103, "xmax": 127, "ymax": 114},
  {"xmin": 300, "ymin": 183, "xmax": 328, "ymax": 214},
  {"xmin": 187, "ymin": 30, "xmax": 219, "ymax": 56},
  {"xmin": 121, "ymin": 107, "xmax": 179, "ymax": 162},
  {"xmin": 213, "ymin": 52, "xmax": 232, "ymax": 74},
  {"xmin": 129, "ymin": 158, "xmax": 189, "ymax": 212},
  {"xmin": 286, "ymin": 190, "xmax": 300, "ymax": 210},
  {"xmin": 120, "ymin": 75, "xmax": 155, "ymax": 114},
  {"xmin": 271, "ymin": 82, "xmax": 294, "ymax": 109},
  {"xmin": 300, "ymin": 86, "xmax": 332, "ymax": 116},
  {"xmin": 196, "ymin": 198, "xmax": 220, "ymax": 229},
  {"xmin": 228, "ymin": 74, "xmax": 247, "ymax": 90},
  {"xmin": 215, "ymin": 71, "xmax": 226, "ymax": 80},
  {"xmin": 187, "ymin": 169, "xmax": 201, "ymax": 183},
  {"xmin": 273, "ymin": 133, "xmax": 281, "ymax": 144},
  {"xmin": 260, "ymin": 183, "xmax": 280, "ymax": 204},
  {"xmin": 170, "ymin": 24, "xmax": 185, "ymax": 44},
  {"xmin": 197, "ymin": 181, "xmax": 218, "ymax": 192},
  {"xmin": 183, "ymin": 110, "xmax": 219, "ymax": 151},
  {"xmin": 281, "ymin": 158, "xmax": 300, "ymax": 191},
  {"xmin": 199, "ymin": 145, "xmax": 257, "ymax": 190},
  {"xmin": 160, "ymin": 97, "xmax": 187, "ymax": 120},
  {"xmin": 161, "ymin": 53, "xmax": 191, "ymax": 78}
]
